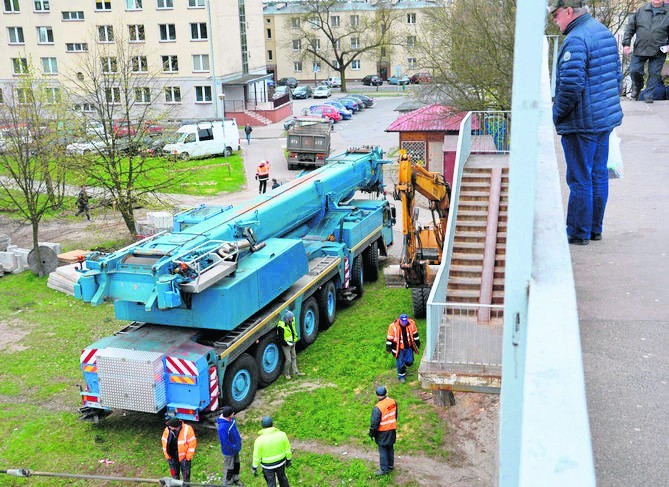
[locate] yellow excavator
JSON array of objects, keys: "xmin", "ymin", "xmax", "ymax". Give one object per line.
[{"xmin": 385, "ymin": 150, "xmax": 451, "ymax": 317}]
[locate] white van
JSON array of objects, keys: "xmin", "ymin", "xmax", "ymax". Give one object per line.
[{"xmin": 163, "ymin": 119, "xmax": 240, "ymax": 160}]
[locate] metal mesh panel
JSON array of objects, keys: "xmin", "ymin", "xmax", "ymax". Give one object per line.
[
  {"xmin": 97, "ymin": 348, "xmax": 166, "ymax": 413},
  {"xmin": 401, "ymin": 141, "xmax": 426, "ymax": 166},
  {"xmin": 439, "ymin": 304, "xmax": 504, "ymax": 367}
]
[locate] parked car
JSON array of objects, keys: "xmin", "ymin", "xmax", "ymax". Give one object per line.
[
  {"xmin": 337, "ymin": 97, "xmax": 362, "ymax": 112},
  {"xmin": 113, "ymin": 119, "xmax": 136, "ymax": 137},
  {"xmin": 362, "ymin": 75, "xmax": 383, "ymax": 86},
  {"xmin": 323, "ymin": 101, "xmax": 352, "ymax": 120},
  {"xmin": 309, "ymin": 105, "xmax": 342, "ymax": 122},
  {"xmin": 348, "ymin": 94, "xmax": 374, "ymax": 108},
  {"xmin": 143, "ymin": 120, "xmax": 164, "ymax": 136},
  {"xmin": 66, "ymin": 139, "xmax": 109, "ymax": 155},
  {"xmin": 277, "ymin": 77, "xmax": 299, "ymax": 89},
  {"xmin": 387, "ymin": 74, "xmax": 411, "ymax": 86},
  {"xmin": 313, "ymin": 85, "xmax": 332, "ymax": 98},
  {"xmin": 273, "ymin": 85, "xmax": 291, "ymax": 100},
  {"xmin": 292, "ymin": 85, "xmax": 313, "ymax": 99},
  {"xmin": 284, "ymin": 115, "xmax": 333, "ymax": 131},
  {"xmin": 326, "ymin": 76, "xmax": 342, "ymax": 88},
  {"xmin": 410, "ymin": 72, "xmax": 432, "ymax": 84}
]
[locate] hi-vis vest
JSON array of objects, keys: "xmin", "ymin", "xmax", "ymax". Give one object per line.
[
  {"xmin": 162, "ymin": 423, "xmax": 198, "ymax": 461},
  {"xmin": 375, "ymin": 397, "xmax": 397, "ymax": 432},
  {"xmin": 386, "ymin": 318, "xmax": 419, "ymax": 358},
  {"xmin": 256, "ymin": 162, "xmax": 270, "ymax": 179}
]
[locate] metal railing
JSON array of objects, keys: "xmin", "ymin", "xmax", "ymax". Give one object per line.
[{"xmin": 469, "ymin": 111, "xmax": 512, "ymax": 154}]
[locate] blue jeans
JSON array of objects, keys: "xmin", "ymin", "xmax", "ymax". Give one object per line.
[
  {"xmin": 378, "ymin": 443, "xmax": 395, "ymax": 473},
  {"xmin": 630, "ymin": 53, "xmax": 667, "ymax": 96},
  {"xmin": 396, "ymin": 348, "xmax": 414, "ymax": 379},
  {"xmin": 561, "ymin": 131, "xmax": 611, "ymax": 240}
]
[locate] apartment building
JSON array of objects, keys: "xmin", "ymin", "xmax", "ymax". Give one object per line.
[
  {"xmin": 263, "ymin": 0, "xmax": 444, "ymax": 83},
  {"xmin": 0, "ymin": 0, "xmax": 270, "ymax": 121}
]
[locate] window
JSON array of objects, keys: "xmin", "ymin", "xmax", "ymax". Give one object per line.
[
  {"xmin": 292, "ymin": 39, "xmax": 301, "ymax": 51},
  {"xmin": 4, "ymin": 0, "xmax": 19, "ymax": 12},
  {"xmin": 159, "ymin": 24, "xmax": 176, "ymax": 41},
  {"xmin": 267, "ymin": 50, "xmax": 272, "ymax": 61},
  {"xmin": 105, "ymin": 87, "xmax": 121, "ymax": 104},
  {"xmin": 74, "ymin": 102, "xmax": 95, "ymax": 112},
  {"xmin": 45, "ymin": 87, "xmax": 60, "ymax": 104},
  {"xmin": 128, "ymin": 24, "xmax": 145, "ymax": 42},
  {"xmin": 351, "ymin": 37, "xmax": 359, "ymax": 49},
  {"xmin": 293, "ymin": 61, "xmax": 302, "ymax": 72},
  {"xmin": 332, "ymin": 60, "xmax": 340, "ymax": 69},
  {"xmin": 351, "ymin": 59, "xmax": 360, "ymax": 70},
  {"xmin": 407, "ymin": 57, "xmax": 416, "ymax": 69},
  {"xmin": 101, "ymin": 57, "xmax": 117, "ymax": 73},
  {"xmin": 41, "ymin": 57, "xmax": 57, "ymax": 74},
  {"xmin": 407, "ymin": 13, "xmax": 416, "ymax": 24},
  {"xmin": 37, "ymin": 26, "xmax": 54, "ymax": 44},
  {"xmin": 350, "ymin": 15, "xmax": 359, "ymax": 27},
  {"xmin": 16, "ymin": 88, "xmax": 33, "ymax": 104},
  {"xmin": 291, "ymin": 17, "xmax": 300, "ymax": 28},
  {"xmin": 334, "ymin": 39, "xmax": 341, "ymax": 50},
  {"xmin": 198, "ymin": 127, "xmax": 213, "ymax": 141},
  {"xmin": 407, "ymin": 35, "xmax": 416, "ymax": 48},
  {"xmin": 266, "ymin": 28, "xmax": 271, "ymax": 39},
  {"xmin": 310, "ymin": 38, "xmax": 320, "ymax": 51},
  {"xmin": 313, "ymin": 61, "xmax": 321, "ymax": 72},
  {"xmin": 8, "ymin": 27, "xmax": 24, "ymax": 44},
  {"xmin": 162, "ymin": 55, "xmax": 178, "ymax": 72},
  {"xmin": 126, "ymin": 0, "xmax": 142, "ymax": 9},
  {"xmin": 165, "ymin": 86, "xmax": 181, "ymax": 103},
  {"xmin": 188, "ymin": 0, "xmax": 204, "ymax": 6},
  {"xmin": 157, "ymin": 0, "xmax": 173, "ymax": 7},
  {"xmin": 135, "ymin": 87, "xmax": 150, "ymax": 104},
  {"xmin": 190, "ymin": 23, "xmax": 207, "ymax": 41},
  {"xmin": 98, "ymin": 25, "xmax": 114, "ymax": 43},
  {"xmin": 34, "ymin": 0, "xmax": 50, "ymax": 11},
  {"xmin": 62, "ymin": 11, "xmax": 84, "ymax": 20},
  {"xmin": 12, "ymin": 58, "xmax": 28, "ymax": 75},
  {"xmin": 195, "ymin": 86, "xmax": 211, "ymax": 102},
  {"xmin": 66, "ymin": 43, "xmax": 88, "ymax": 52},
  {"xmin": 192, "ymin": 54, "xmax": 209, "ymax": 72},
  {"xmin": 308, "ymin": 17, "xmax": 320, "ymax": 29},
  {"xmin": 131, "ymin": 55, "xmax": 148, "ymax": 72},
  {"xmin": 96, "ymin": 1, "xmax": 111, "ymax": 11},
  {"xmin": 380, "ymin": 47, "xmax": 386, "ymax": 58},
  {"xmin": 331, "ymin": 15, "xmax": 339, "ymax": 27}
]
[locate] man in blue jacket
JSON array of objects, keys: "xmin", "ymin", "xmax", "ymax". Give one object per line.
[
  {"xmin": 217, "ymin": 406, "xmax": 244, "ymax": 486},
  {"xmin": 550, "ymin": 0, "xmax": 623, "ymax": 245}
]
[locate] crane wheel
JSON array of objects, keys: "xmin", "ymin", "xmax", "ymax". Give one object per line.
[
  {"xmin": 363, "ymin": 242, "xmax": 379, "ymax": 282},
  {"xmin": 412, "ymin": 287, "xmax": 429, "ymax": 318},
  {"xmin": 222, "ymin": 353, "xmax": 258, "ymax": 411},
  {"xmin": 317, "ymin": 280, "xmax": 337, "ymax": 329}
]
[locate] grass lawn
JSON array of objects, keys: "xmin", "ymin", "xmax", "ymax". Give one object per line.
[{"xmin": 0, "ymin": 271, "xmax": 446, "ymax": 486}]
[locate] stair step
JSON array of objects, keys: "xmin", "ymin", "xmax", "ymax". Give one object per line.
[
  {"xmin": 452, "ymin": 252, "xmax": 483, "ymax": 261},
  {"xmin": 457, "ymin": 210, "xmax": 490, "ymax": 218},
  {"xmin": 446, "ymin": 289, "xmax": 481, "ymax": 298},
  {"xmin": 456, "ymin": 220, "xmax": 487, "ymax": 228},
  {"xmin": 450, "ymin": 264, "xmax": 483, "ymax": 273},
  {"xmin": 453, "ymin": 241, "xmax": 485, "ymax": 250},
  {"xmin": 448, "ymin": 276, "xmax": 482, "ymax": 286}
]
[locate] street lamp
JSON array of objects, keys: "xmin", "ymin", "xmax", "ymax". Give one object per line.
[{"xmin": 218, "ymin": 93, "xmax": 226, "ymax": 121}]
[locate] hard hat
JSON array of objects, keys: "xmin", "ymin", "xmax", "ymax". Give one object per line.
[
  {"xmin": 399, "ymin": 314, "xmax": 409, "ymax": 325},
  {"xmin": 283, "ymin": 310, "xmax": 294, "ymax": 322},
  {"xmin": 261, "ymin": 416, "xmax": 273, "ymax": 428},
  {"xmin": 376, "ymin": 386, "xmax": 387, "ymax": 397}
]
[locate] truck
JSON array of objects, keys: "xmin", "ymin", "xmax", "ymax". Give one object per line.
[
  {"xmin": 74, "ymin": 147, "xmax": 395, "ymax": 422},
  {"xmin": 286, "ymin": 118, "xmax": 332, "ymax": 170},
  {"xmin": 163, "ymin": 119, "xmax": 240, "ymax": 160}
]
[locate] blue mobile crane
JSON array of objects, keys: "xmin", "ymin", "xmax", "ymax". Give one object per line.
[{"xmin": 74, "ymin": 147, "xmax": 394, "ymax": 421}]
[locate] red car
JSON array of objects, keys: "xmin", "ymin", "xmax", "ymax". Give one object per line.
[{"xmin": 309, "ymin": 105, "xmax": 341, "ymax": 122}]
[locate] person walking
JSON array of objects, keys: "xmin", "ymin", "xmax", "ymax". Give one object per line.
[
  {"xmin": 244, "ymin": 124, "xmax": 253, "ymax": 144},
  {"xmin": 255, "ymin": 160, "xmax": 271, "ymax": 194},
  {"xmin": 252, "ymin": 416, "xmax": 292, "ymax": 487},
  {"xmin": 550, "ymin": 0, "xmax": 623, "ymax": 245},
  {"xmin": 385, "ymin": 313, "xmax": 420, "ymax": 383},
  {"xmin": 276, "ymin": 310, "xmax": 304, "ymax": 380},
  {"xmin": 217, "ymin": 406, "xmax": 244, "ymax": 486},
  {"xmin": 622, "ymin": 0, "xmax": 669, "ymax": 101},
  {"xmin": 369, "ymin": 386, "xmax": 397, "ymax": 476},
  {"xmin": 76, "ymin": 185, "xmax": 91, "ymax": 221},
  {"xmin": 161, "ymin": 417, "xmax": 197, "ymax": 483}
]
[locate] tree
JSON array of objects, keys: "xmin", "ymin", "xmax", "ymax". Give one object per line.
[
  {"xmin": 287, "ymin": 0, "xmax": 404, "ymax": 92},
  {"xmin": 0, "ymin": 65, "xmax": 73, "ymax": 276},
  {"xmin": 414, "ymin": 0, "xmax": 516, "ymax": 111},
  {"xmin": 66, "ymin": 25, "xmax": 183, "ymax": 237}
]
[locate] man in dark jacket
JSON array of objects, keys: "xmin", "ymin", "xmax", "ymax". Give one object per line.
[
  {"xmin": 369, "ymin": 386, "xmax": 397, "ymax": 476},
  {"xmin": 550, "ymin": 0, "xmax": 623, "ymax": 245},
  {"xmin": 217, "ymin": 406, "xmax": 243, "ymax": 486},
  {"xmin": 622, "ymin": 0, "xmax": 669, "ymax": 101}
]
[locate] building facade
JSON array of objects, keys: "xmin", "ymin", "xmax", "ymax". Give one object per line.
[
  {"xmin": 263, "ymin": 0, "xmax": 446, "ymax": 84},
  {"xmin": 0, "ymin": 0, "xmax": 270, "ymax": 121}
]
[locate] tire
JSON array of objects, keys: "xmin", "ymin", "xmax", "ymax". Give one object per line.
[
  {"xmin": 298, "ymin": 297, "xmax": 319, "ymax": 348},
  {"xmin": 255, "ymin": 333, "xmax": 284, "ymax": 388},
  {"xmin": 287, "ymin": 162, "xmax": 297, "ymax": 170},
  {"xmin": 224, "ymin": 147, "xmax": 232, "ymax": 157},
  {"xmin": 180, "ymin": 152, "xmax": 190, "ymax": 161},
  {"xmin": 222, "ymin": 353, "xmax": 258, "ymax": 411},
  {"xmin": 317, "ymin": 280, "xmax": 337, "ymax": 329},
  {"xmin": 351, "ymin": 256, "xmax": 364, "ymax": 298},
  {"xmin": 412, "ymin": 287, "xmax": 430, "ymax": 319},
  {"xmin": 363, "ymin": 241, "xmax": 379, "ymax": 282}
]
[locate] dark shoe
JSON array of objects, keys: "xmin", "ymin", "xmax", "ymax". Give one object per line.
[
  {"xmin": 399, "ymin": 377, "xmax": 406, "ymax": 383},
  {"xmin": 375, "ymin": 470, "xmax": 389, "ymax": 476},
  {"xmin": 568, "ymin": 237, "xmax": 589, "ymax": 246},
  {"xmin": 630, "ymin": 87, "xmax": 640, "ymax": 100},
  {"xmin": 644, "ymin": 95, "xmax": 654, "ymax": 104},
  {"xmin": 590, "ymin": 233, "xmax": 602, "ymax": 241}
]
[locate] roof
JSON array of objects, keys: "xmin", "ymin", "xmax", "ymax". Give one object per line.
[{"xmin": 385, "ymin": 104, "xmax": 476, "ymax": 133}]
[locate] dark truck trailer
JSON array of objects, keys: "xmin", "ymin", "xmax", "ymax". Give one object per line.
[{"xmin": 286, "ymin": 118, "xmax": 332, "ymax": 170}]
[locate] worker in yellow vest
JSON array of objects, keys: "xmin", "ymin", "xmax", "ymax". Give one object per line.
[{"xmin": 369, "ymin": 385, "xmax": 397, "ymax": 476}]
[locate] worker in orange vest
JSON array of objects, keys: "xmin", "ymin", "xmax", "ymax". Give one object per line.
[
  {"xmin": 369, "ymin": 385, "xmax": 397, "ymax": 476},
  {"xmin": 255, "ymin": 160, "xmax": 271, "ymax": 194},
  {"xmin": 386, "ymin": 313, "xmax": 420, "ymax": 383},
  {"xmin": 161, "ymin": 417, "xmax": 198, "ymax": 482}
]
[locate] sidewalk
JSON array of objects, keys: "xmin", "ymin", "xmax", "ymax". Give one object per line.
[{"xmin": 562, "ymin": 99, "xmax": 669, "ymax": 486}]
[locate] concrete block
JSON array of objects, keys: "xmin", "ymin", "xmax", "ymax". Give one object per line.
[
  {"xmin": 39, "ymin": 242, "xmax": 63, "ymax": 255},
  {"xmin": 0, "ymin": 251, "xmax": 17, "ymax": 273}
]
